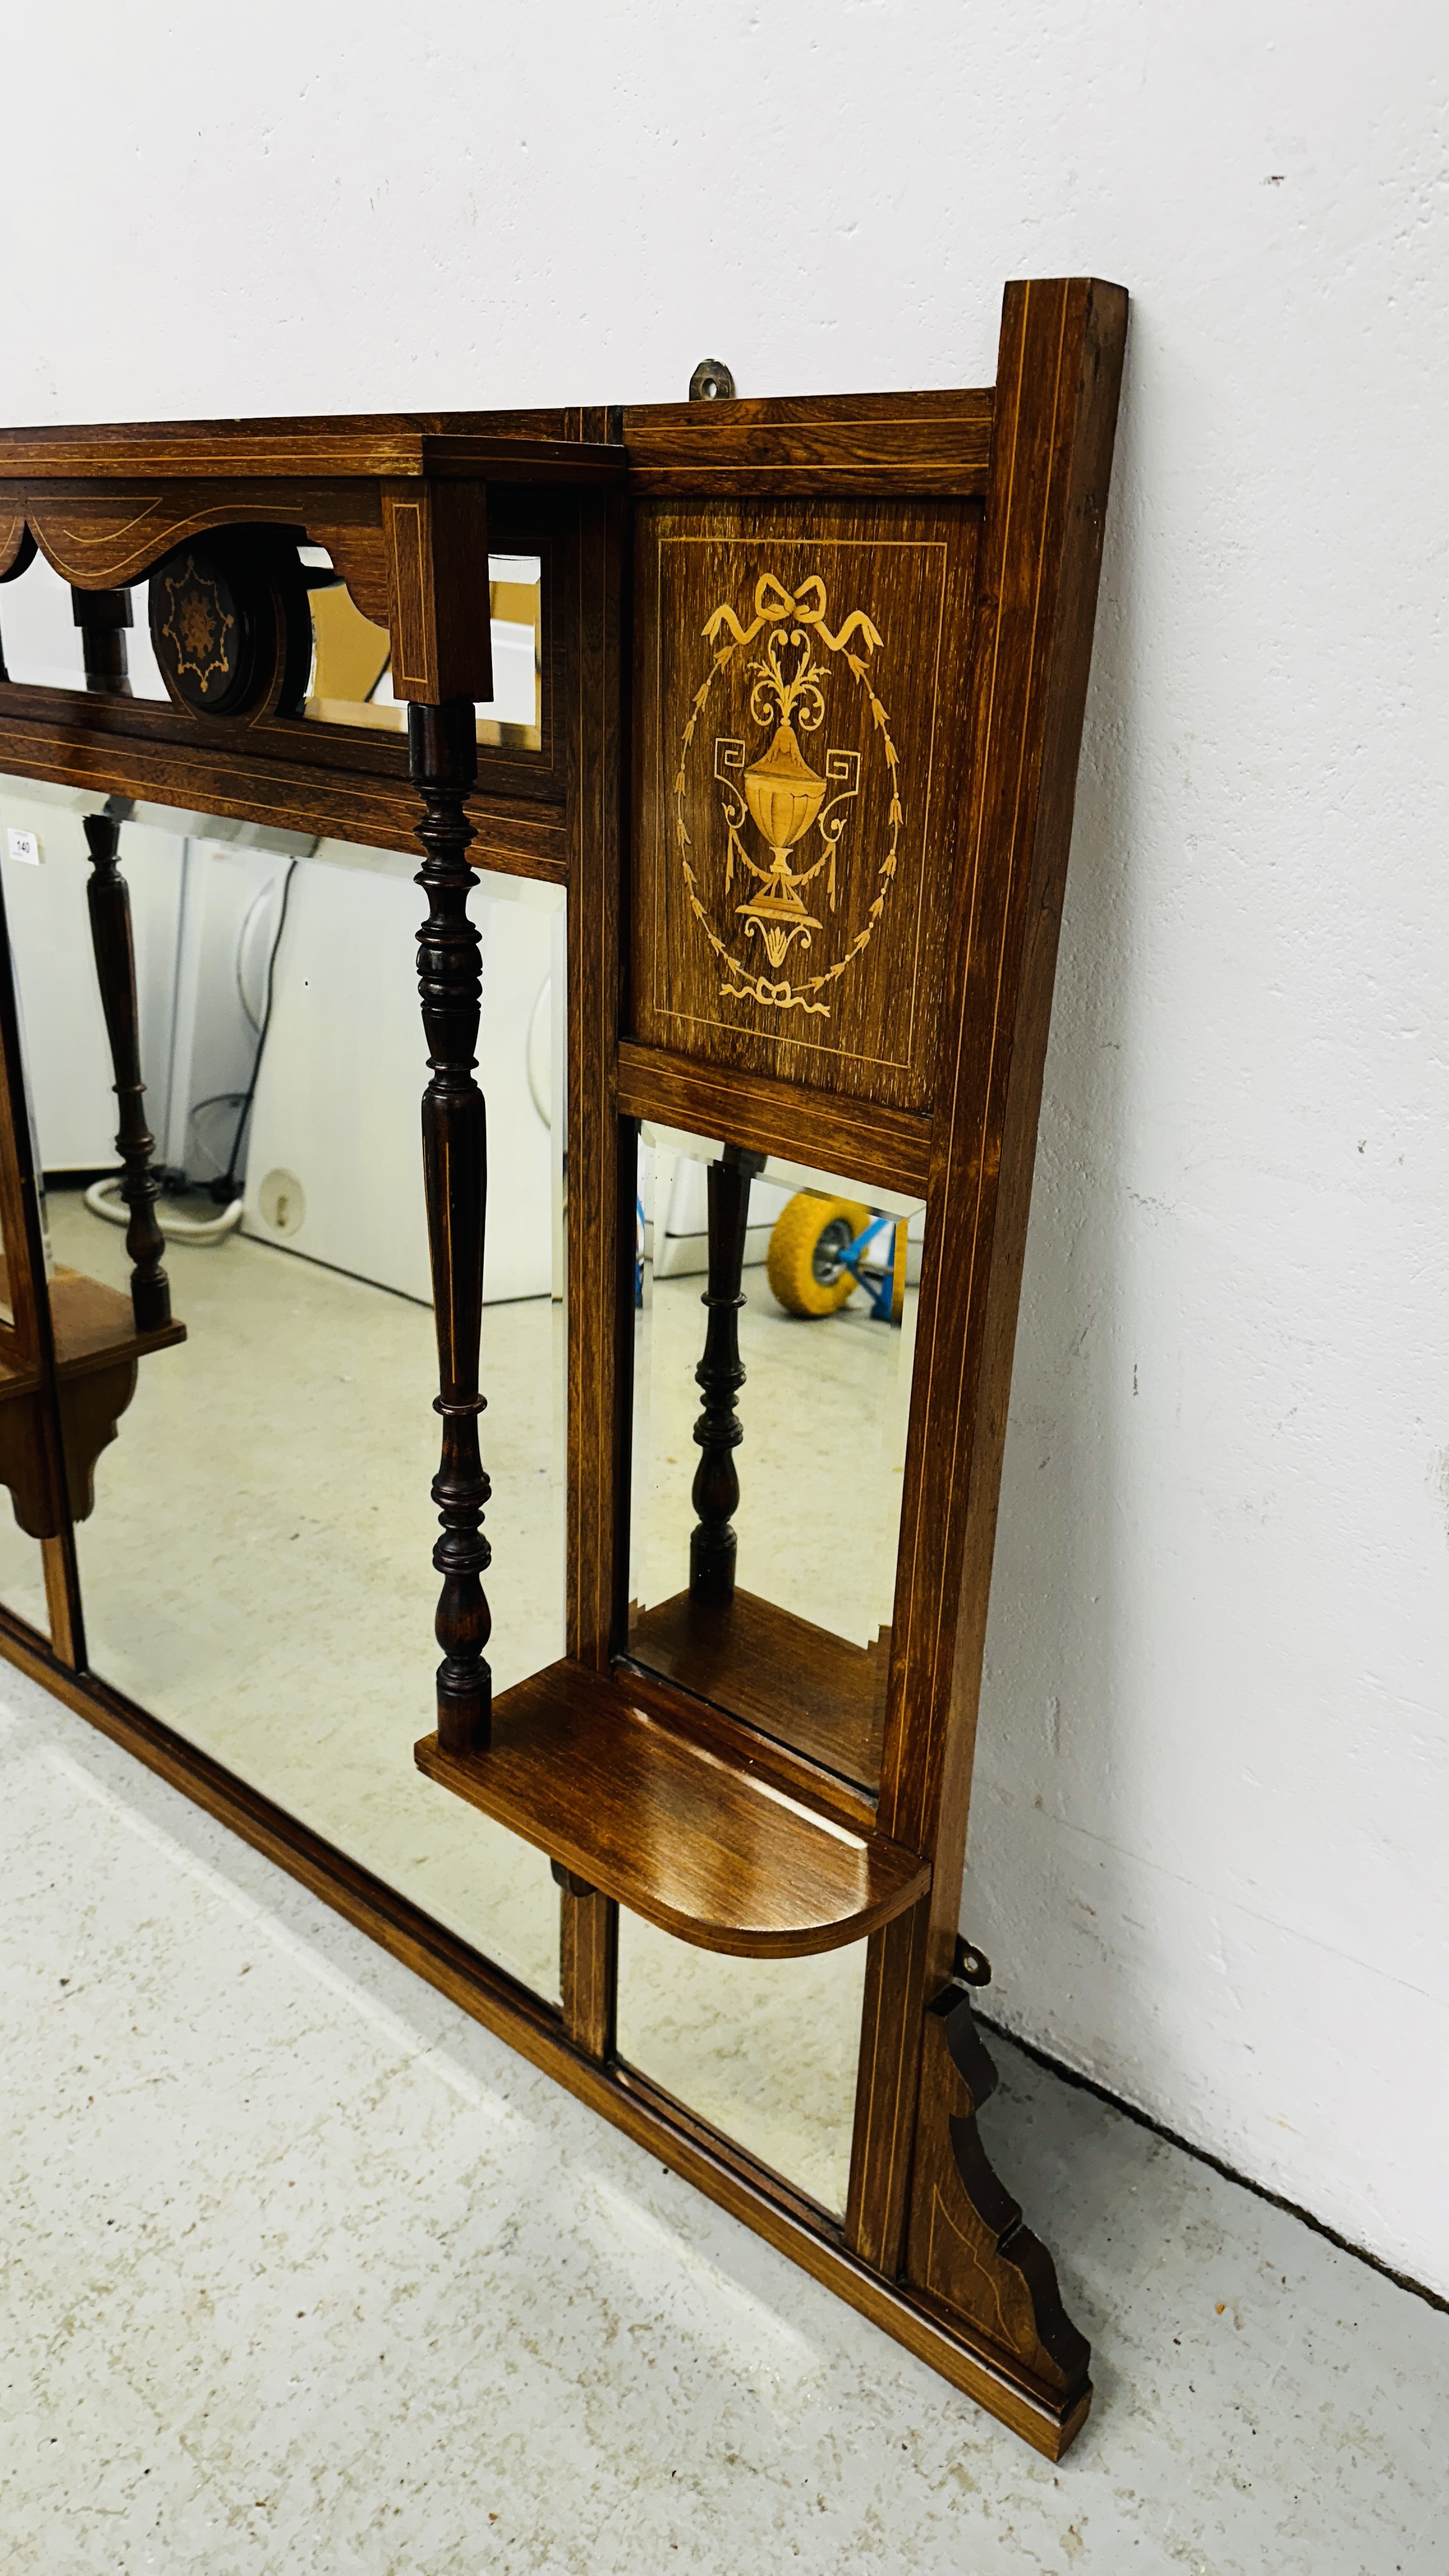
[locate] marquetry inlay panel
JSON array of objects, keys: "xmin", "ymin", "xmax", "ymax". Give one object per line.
[{"xmin": 631, "ymin": 499, "xmax": 981, "ymax": 1112}]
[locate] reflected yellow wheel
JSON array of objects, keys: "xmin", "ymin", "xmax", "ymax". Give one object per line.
[{"xmin": 765, "ymin": 1191, "xmax": 871, "ymax": 1317}]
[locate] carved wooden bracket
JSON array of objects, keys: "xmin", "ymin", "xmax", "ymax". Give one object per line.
[
  {"xmin": 0, "ymin": 1359, "xmax": 138, "ymax": 1539},
  {"xmin": 905, "ymin": 1984, "xmax": 1091, "ymax": 2417}
]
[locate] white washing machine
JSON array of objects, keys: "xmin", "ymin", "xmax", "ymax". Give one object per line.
[
  {"xmin": 241, "ymin": 850, "xmax": 560, "ymax": 1307},
  {"xmin": 0, "ymin": 779, "xmax": 299, "ymax": 1182},
  {"xmin": 0, "ymin": 779, "xmax": 560, "ymax": 1311}
]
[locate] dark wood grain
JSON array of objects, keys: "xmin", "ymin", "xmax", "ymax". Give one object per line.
[
  {"xmin": 11, "ymin": 478, "xmax": 390, "ymax": 622},
  {"xmin": 560, "ymin": 1884, "xmax": 618, "ymax": 2059},
  {"xmin": 687, "ymin": 1146, "xmax": 765, "ymax": 1600},
  {"xmin": 0, "ymin": 510, "xmax": 34, "ymax": 584},
  {"xmin": 847, "ymin": 279, "xmax": 1129, "ymax": 2278},
  {"xmin": 71, "ymin": 585, "xmax": 133, "ymax": 695},
  {"xmin": 907, "ymin": 1988, "xmax": 1089, "ymax": 2402},
  {"xmin": 621, "ymin": 388, "xmax": 994, "ymax": 496},
  {"xmin": 82, "ymin": 811, "xmax": 170, "ymax": 1330},
  {"xmin": 0, "ymin": 424, "xmax": 622, "ymax": 482},
  {"xmin": 0, "ymin": 417, "xmax": 613, "ymax": 731},
  {"xmin": 411, "ymin": 699, "xmax": 492, "ymax": 1753},
  {"xmin": 0, "ymin": 476, "xmax": 576, "ymax": 864},
  {"xmin": 615, "ymin": 1039, "xmax": 931, "ymax": 1195},
  {"xmin": 0, "ymin": 687, "xmax": 572, "ymax": 881},
  {"xmin": 628, "ymin": 498, "xmax": 981, "ymax": 1114},
  {"xmin": 625, "ymin": 1587, "xmax": 888, "ymax": 1793},
  {"xmin": 384, "ymin": 480, "xmax": 493, "ymax": 704},
  {"xmin": 415, "ymin": 1655, "xmax": 930, "ymax": 1957},
  {"xmin": 564, "ymin": 487, "xmax": 631, "ymax": 1673},
  {"xmin": 610, "ymin": 1644, "xmax": 877, "ymax": 1837},
  {"xmin": 55, "ymin": 1359, "xmax": 139, "ymax": 1523},
  {"xmin": 543, "ymin": 468, "xmax": 633, "ymax": 2050}
]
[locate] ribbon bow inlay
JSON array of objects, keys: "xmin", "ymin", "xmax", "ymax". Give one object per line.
[{"xmin": 703, "ymin": 573, "xmax": 883, "ymax": 660}]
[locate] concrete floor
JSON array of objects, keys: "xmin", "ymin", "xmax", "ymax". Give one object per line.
[{"xmin": 4, "ymin": 1664, "xmax": 1447, "ymax": 2575}]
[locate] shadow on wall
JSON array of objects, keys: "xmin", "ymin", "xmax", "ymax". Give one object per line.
[{"xmin": 963, "ymin": 330, "xmax": 1156, "ymax": 2101}]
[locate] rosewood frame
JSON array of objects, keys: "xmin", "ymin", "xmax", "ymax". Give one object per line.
[{"xmin": 0, "ymin": 280, "xmax": 1125, "ymax": 2457}]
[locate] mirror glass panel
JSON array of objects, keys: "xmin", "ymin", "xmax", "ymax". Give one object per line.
[
  {"xmin": 0, "ymin": 779, "xmax": 566, "ymax": 1998},
  {"xmin": 627, "ymin": 1121, "xmax": 924, "ymax": 1794},
  {"xmin": 303, "ymin": 549, "xmax": 543, "ymax": 751},
  {"xmin": 615, "ymin": 1919, "xmax": 864, "ymax": 2216},
  {"xmin": 0, "ymin": 850, "xmax": 65, "ymax": 1639},
  {"xmin": 0, "ymin": 1521, "xmax": 48, "ymax": 1637},
  {"xmin": 0, "ymin": 543, "xmax": 170, "ymax": 699}
]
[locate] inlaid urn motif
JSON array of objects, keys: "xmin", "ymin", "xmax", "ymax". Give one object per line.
[{"xmin": 675, "ymin": 571, "xmax": 901, "ymax": 1018}]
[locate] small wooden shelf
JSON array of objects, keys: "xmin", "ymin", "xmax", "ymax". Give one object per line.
[
  {"xmin": 627, "ymin": 1588, "xmax": 889, "ymax": 1795},
  {"xmin": 0, "ymin": 1262, "xmax": 186, "ymax": 1394},
  {"xmin": 52, "ymin": 1266, "xmax": 185, "ymax": 1377},
  {"xmin": 415, "ymin": 1656, "xmax": 930, "ymax": 1958}
]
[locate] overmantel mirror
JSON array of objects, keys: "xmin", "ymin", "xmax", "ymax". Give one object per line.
[{"xmin": 0, "ymin": 277, "xmax": 1126, "ymax": 2456}]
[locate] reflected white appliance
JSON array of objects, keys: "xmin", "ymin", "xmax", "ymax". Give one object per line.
[
  {"xmin": 640, "ymin": 1137, "xmax": 925, "ymax": 1282},
  {"xmin": 642, "ymin": 1148, "xmax": 793, "ymax": 1277},
  {"xmin": 0, "ymin": 813, "xmax": 178, "ymax": 1172},
  {"xmin": 241, "ymin": 852, "xmax": 559, "ymax": 1306},
  {"xmin": 163, "ymin": 841, "xmax": 293, "ymax": 1184},
  {"xmin": 0, "ymin": 780, "xmax": 560, "ymax": 1312},
  {"xmin": 0, "ymin": 788, "xmax": 291, "ymax": 1181}
]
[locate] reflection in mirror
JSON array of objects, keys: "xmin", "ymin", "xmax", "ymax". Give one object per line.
[
  {"xmin": 0, "ymin": 541, "xmax": 544, "ymax": 752},
  {"xmin": 302, "ymin": 548, "xmax": 543, "ymax": 750},
  {"xmin": 0, "ymin": 871, "xmax": 61, "ymax": 1641},
  {"xmin": 0, "ymin": 542, "xmax": 171, "ymax": 699},
  {"xmin": 0, "ymin": 781, "xmax": 567, "ymax": 1999},
  {"xmin": 627, "ymin": 1123, "xmax": 923, "ymax": 1794},
  {"xmin": 0, "ymin": 1519, "xmax": 49, "ymax": 1637},
  {"xmin": 0, "ymin": 1133, "xmax": 49, "ymax": 1638},
  {"xmin": 616, "ymin": 1917, "xmax": 864, "ymax": 2217}
]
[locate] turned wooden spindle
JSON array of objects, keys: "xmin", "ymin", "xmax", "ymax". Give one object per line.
[
  {"xmin": 82, "ymin": 809, "xmax": 170, "ymax": 1333},
  {"xmin": 411, "ymin": 698, "xmax": 493, "ymax": 1753},
  {"xmin": 71, "ymin": 586, "xmax": 134, "ymax": 696},
  {"xmin": 688, "ymin": 1144, "xmax": 767, "ymax": 1604}
]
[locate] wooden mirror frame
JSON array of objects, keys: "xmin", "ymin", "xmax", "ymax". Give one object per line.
[{"xmin": 0, "ymin": 277, "xmax": 1125, "ymax": 2455}]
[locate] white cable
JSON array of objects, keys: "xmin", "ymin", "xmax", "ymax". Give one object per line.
[
  {"xmin": 236, "ymin": 880, "xmax": 277, "ymax": 1031},
  {"xmin": 525, "ymin": 973, "xmax": 552, "ymax": 1129},
  {"xmin": 84, "ymin": 1177, "xmax": 244, "ymax": 1245}
]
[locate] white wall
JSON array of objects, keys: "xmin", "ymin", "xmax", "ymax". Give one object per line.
[{"xmin": 2, "ymin": 2, "xmax": 1445, "ymax": 2293}]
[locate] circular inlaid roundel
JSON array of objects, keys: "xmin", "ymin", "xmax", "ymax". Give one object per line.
[
  {"xmin": 149, "ymin": 546, "xmax": 256, "ymax": 715},
  {"xmin": 148, "ymin": 535, "xmax": 312, "ymax": 720}
]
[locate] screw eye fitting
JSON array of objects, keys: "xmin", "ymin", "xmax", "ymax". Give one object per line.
[{"xmin": 689, "ymin": 358, "xmax": 737, "ymax": 402}]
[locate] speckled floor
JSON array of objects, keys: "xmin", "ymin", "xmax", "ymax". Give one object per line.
[{"xmin": 4, "ymin": 1666, "xmax": 1446, "ymax": 2575}]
